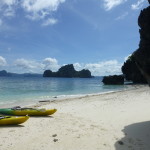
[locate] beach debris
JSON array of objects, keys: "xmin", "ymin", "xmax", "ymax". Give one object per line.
[
  {"xmin": 118, "ymin": 140, "xmax": 124, "ymax": 145},
  {"xmin": 53, "ymin": 139, "xmax": 58, "ymax": 142},
  {"xmin": 52, "ymin": 134, "xmax": 58, "ymax": 142},
  {"xmin": 52, "ymin": 134, "xmax": 57, "ymax": 137},
  {"xmin": 39, "ymin": 100, "xmax": 50, "ymax": 103}
]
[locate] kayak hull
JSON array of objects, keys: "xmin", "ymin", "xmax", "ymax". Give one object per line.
[
  {"xmin": 0, "ymin": 108, "xmax": 57, "ymax": 116},
  {"xmin": 0, "ymin": 116, "xmax": 29, "ymax": 125}
]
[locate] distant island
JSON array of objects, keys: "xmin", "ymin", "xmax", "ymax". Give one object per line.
[
  {"xmin": 0, "ymin": 64, "xmax": 92, "ymax": 78},
  {"xmin": 0, "ymin": 70, "xmax": 42, "ymax": 77},
  {"xmin": 43, "ymin": 64, "xmax": 92, "ymax": 78}
]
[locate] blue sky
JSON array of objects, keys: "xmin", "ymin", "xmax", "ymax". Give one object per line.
[{"xmin": 0, "ymin": 0, "xmax": 148, "ymax": 76}]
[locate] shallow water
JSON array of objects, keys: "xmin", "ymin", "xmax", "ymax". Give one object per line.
[{"xmin": 0, "ymin": 76, "xmax": 129, "ymax": 106}]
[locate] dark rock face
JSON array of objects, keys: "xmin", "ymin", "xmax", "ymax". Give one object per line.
[
  {"xmin": 102, "ymin": 75, "xmax": 124, "ymax": 85},
  {"xmin": 122, "ymin": 5, "xmax": 150, "ymax": 84},
  {"xmin": 78, "ymin": 69, "xmax": 91, "ymax": 78},
  {"xmin": 57, "ymin": 64, "xmax": 76, "ymax": 77},
  {"xmin": 43, "ymin": 70, "xmax": 53, "ymax": 77},
  {"xmin": 121, "ymin": 55, "xmax": 147, "ymax": 83},
  {"xmin": 43, "ymin": 64, "xmax": 92, "ymax": 78},
  {"xmin": 133, "ymin": 6, "xmax": 150, "ymax": 84}
]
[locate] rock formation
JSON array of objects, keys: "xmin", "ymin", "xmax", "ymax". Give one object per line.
[
  {"xmin": 43, "ymin": 64, "xmax": 92, "ymax": 78},
  {"xmin": 57, "ymin": 64, "xmax": 77, "ymax": 78},
  {"xmin": 0, "ymin": 70, "xmax": 10, "ymax": 76},
  {"xmin": 122, "ymin": 55, "xmax": 147, "ymax": 83},
  {"xmin": 122, "ymin": 3, "xmax": 150, "ymax": 85},
  {"xmin": 133, "ymin": 5, "xmax": 150, "ymax": 85},
  {"xmin": 102, "ymin": 75, "xmax": 124, "ymax": 85}
]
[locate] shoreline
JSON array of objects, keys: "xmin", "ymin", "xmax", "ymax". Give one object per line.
[
  {"xmin": 0, "ymin": 85, "xmax": 150, "ymax": 150},
  {"xmin": 0, "ymin": 84, "xmax": 143, "ymax": 108},
  {"xmin": 31, "ymin": 84, "xmax": 147, "ymax": 108}
]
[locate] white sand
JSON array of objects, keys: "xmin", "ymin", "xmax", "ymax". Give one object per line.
[{"xmin": 0, "ymin": 85, "xmax": 150, "ymax": 150}]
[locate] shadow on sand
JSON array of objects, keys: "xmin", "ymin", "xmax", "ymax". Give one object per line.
[
  {"xmin": 115, "ymin": 121, "xmax": 150, "ymax": 150},
  {"xmin": 31, "ymin": 115, "xmax": 54, "ymax": 118},
  {"xmin": 0, "ymin": 124, "xmax": 24, "ymax": 128}
]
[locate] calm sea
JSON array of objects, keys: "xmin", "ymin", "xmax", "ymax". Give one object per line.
[{"xmin": 0, "ymin": 76, "xmax": 129, "ymax": 107}]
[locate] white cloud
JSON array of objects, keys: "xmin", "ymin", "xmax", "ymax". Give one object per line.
[
  {"xmin": 0, "ymin": 0, "xmax": 65, "ymax": 26},
  {"xmin": 9, "ymin": 58, "xmax": 123, "ymax": 76},
  {"xmin": 0, "ymin": 56, "xmax": 7, "ymax": 66},
  {"xmin": 4, "ymin": 6, "xmax": 15, "ymax": 17},
  {"xmin": 22, "ymin": 0, "xmax": 65, "ymax": 20},
  {"xmin": 42, "ymin": 57, "xmax": 60, "ymax": 71},
  {"xmin": 131, "ymin": 0, "xmax": 145, "ymax": 10},
  {"xmin": 0, "ymin": 0, "xmax": 17, "ymax": 6},
  {"xmin": 14, "ymin": 58, "xmax": 44, "ymax": 73},
  {"xmin": 84, "ymin": 60, "xmax": 122, "ymax": 76},
  {"xmin": 0, "ymin": 0, "xmax": 17, "ymax": 17},
  {"xmin": 73, "ymin": 63, "xmax": 82, "ymax": 71},
  {"xmin": 42, "ymin": 18, "xmax": 58, "ymax": 26},
  {"xmin": 74, "ymin": 60, "xmax": 123, "ymax": 76},
  {"xmin": 12, "ymin": 57, "xmax": 60, "ymax": 73},
  {"xmin": 103, "ymin": 0, "xmax": 127, "ymax": 11},
  {"xmin": 22, "ymin": 0, "xmax": 65, "ymax": 12},
  {"xmin": 115, "ymin": 12, "xmax": 128, "ymax": 20}
]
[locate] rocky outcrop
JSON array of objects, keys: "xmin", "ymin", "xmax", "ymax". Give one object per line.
[
  {"xmin": 102, "ymin": 75, "xmax": 124, "ymax": 85},
  {"xmin": 0, "ymin": 70, "xmax": 10, "ymax": 76},
  {"xmin": 57, "ymin": 64, "xmax": 77, "ymax": 77},
  {"xmin": 43, "ymin": 70, "xmax": 55, "ymax": 77},
  {"xmin": 77, "ymin": 69, "xmax": 92, "ymax": 78},
  {"xmin": 133, "ymin": 5, "xmax": 150, "ymax": 85},
  {"xmin": 122, "ymin": 4, "xmax": 150, "ymax": 84},
  {"xmin": 121, "ymin": 55, "xmax": 147, "ymax": 83},
  {"xmin": 43, "ymin": 64, "xmax": 92, "ymax": 78}
]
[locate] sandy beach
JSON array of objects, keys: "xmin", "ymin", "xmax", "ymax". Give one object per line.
[{"xmin": 0, "ymin": 85, "xmax": 150, "ymax": 150}]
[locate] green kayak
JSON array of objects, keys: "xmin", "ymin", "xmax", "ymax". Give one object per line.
[{"xmin": 0, "ymin": 106, "xmax": 57, "ymax": 116}]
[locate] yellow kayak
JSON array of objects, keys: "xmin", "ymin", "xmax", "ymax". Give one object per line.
[
  {"xmin": 0, "ymin": 116, "xmax": 29, "ymax": 125},
  {"xmin": 0, "ymin": 107, "xmax": 57, "ymax": 116}
]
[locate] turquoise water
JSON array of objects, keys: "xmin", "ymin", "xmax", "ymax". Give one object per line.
[{"xmin": 0, "ymin": 76, "xmax": 129, "ymax": 106}]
